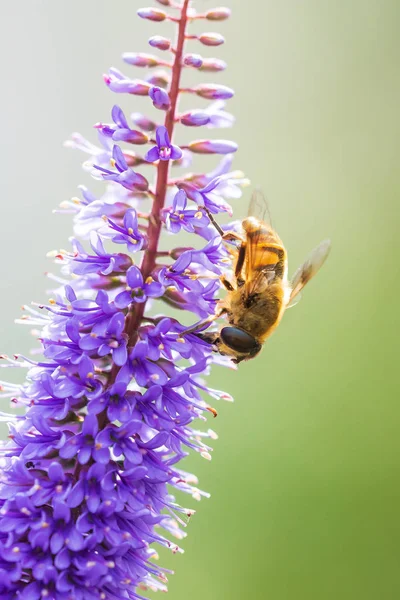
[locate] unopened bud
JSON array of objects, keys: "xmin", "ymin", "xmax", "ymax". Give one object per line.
[
  {"xmin": 180, "ymin": 110, "xmax": 210, "ymax": 127},
  {"xmin": 170, "ymin": 247, "xmax": 193, "ymax": 260},
  {"xmin": 199, "ymin": 32, "xmax": 225, "ymax": 46},
  {"xmin": 205, "ymin": 7, "xmax": 231, "ymax": 20},
  {"xmin": 183, "ymin": 54, "xmax": 203, "ymax": 68},
  {"xmin": 137, "ymin": 7, "xmax": 167, "ymax": 21},
  {"xmin": 188, "ymin": 139, "xmax": 238, "ymax": 155},
  {"xmin": 155, "ymin": 0, "xmax": 171, "ymax": 5},
  {"xmin": 131, "ymin": 112, "xmax": 157, "ymax": 132},
  {"xmin": 199, "ymin": 58, "xmax": 227, "ymax": 72},
  {"xmin": 122, "ymin": 53, "xmax": 161, "ymax": 68},
  {"xmin": 149, "ymin": 86, "xmax": 171, "ymax": 111},
  {"xmin": 195, "ymin": 83, "xmax": 234, "ymax": 100},
  {"xmin": 104, "ymin": 74, "xmax": 152, "ymax": 96},
  {"xmin": 122, "ymin": 152, "xmax": 146, "ymax": 167},
  {"xmin": 113, "ymin": 130, "xmax": 149, "ymax": 145},
  {"xmin": 148, "ymin": 35, "xmax": 171, "ymax": 51},
  {"xmin": 146, "ymin": 70, "xmax": 170, "ymax": 88}
]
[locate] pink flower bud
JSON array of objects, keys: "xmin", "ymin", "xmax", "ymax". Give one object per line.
[
  {"xmin": 122, "ymin": 152, "xmax": 147, "ymax": 167},
  {"xmin": 188, "ymin": 139, "xmax": 238, "ymax": 154},
  {"xmin": 180, "ymin": 111, "xmax": 210, "ymax": 127},
  {"xmin": 122, "ymin": 53, "xmax": 161, "ymax": 68},
  {"xmin": 131, "ymin": 113, "xmax": 157, "ymax": 132},
  {"xmin": 113, "ymin": 130, "xmax": 150, "ymax": 145},
  {"xmin": 199, "ymin": 32, "xmax": 225, "ymax": 46},
  {"xmin": 148, "ymin": 35, "xmax": 171, "ymax": 51},
  {"xmin": 195, "ymin": 84, "xmax": 234, "ymax": 100},
  {"xmin": 146, "ymin": 70, "xmax": 170, "ymax": 88},
  {"xmin": 199, "ymin": 58, "xmax": 227, "ymax": 72},
  {"xmin": 205, "ymin": 7, "xmax": 231, "ymax": 21},
  {"xmin": 183, "ymin": 54, "xmax": 203, "ymax": 68},
  {"xmin": 137, "ymin": 7, "xmax": 167, "ymax": 21}
]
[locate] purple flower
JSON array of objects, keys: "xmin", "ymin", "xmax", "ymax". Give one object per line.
[
  {"xmin": 145, "ymin": 125, "xmax": 183, "ymax": 162},
  {"xmin": 165, "ymin": 189, "xmax": 209, "ymax": 233},
  {"xmin": 0, "ymin": 1, "xmax": 244, "ymax": 597},
  {"xmin": 107, "ymin": 208, "xmax": 146, "ymax": 252},
  {"xmin": 114, "ymin": 265, "xmax": 164, "ymax": 308},
  {"xmin": 94, "ymin": 144, "xmax": 149, "ymax": 191},
  {"xmin": 149, "ymin": 85, "xmax": 171, "ymax": 110}
]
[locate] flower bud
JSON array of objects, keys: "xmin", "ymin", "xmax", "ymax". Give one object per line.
[
  {"xmin": 122, "ymin": 151, "xmax": 147, "ymax": 167},
  {"xmin": 137, "ymin": 7, "xmax": 167, "ymax": 21},
  {"xmin": 195, "ymin": 84, "xmax": 234, "ymax": 100},
  {"xmin": 183, "ymin": 54, "xmax": 203, "ymax": 68},
  {"xmin": 199, "ymin": 58, "xmax": 227, "ymax": 72},
  {"xmin": 199, "ymin": 33, "xmax": 225, "ymax": 46},
  {"xmin": 180, "ymin": 111, "xmax": 210, "ymax": 127},
  {"xmin": 131, "ymin": 112, "xmax": 157, "ymax": 132},
  {"xmin": 146, "ymin": 70, "xmax": 170, "ymax": 88},
  {"xmin": 149, "ymin": 86, "xmax": 171, "ymax": 111},
  {"xmin": 103, "ymin": 71, "xmax": 152, "ymax": 96},
  {"xmin": 205, "ymin": 7, "xmax": 231, "ymax": 20},
  {"xmin": 188, "ymin": 139, "xmax": 238, "ymax": 154},
  {"xmin": 155, "ymin": 0, "xmax": 171, "ymax": 5},
  {"xmin": 169, "ymin": 247, "xmax": 194, "ymax": 260},
  {"xmin": 113, "ymin": 130, "xmax": 149, "ymax": 145},
  {"xmin": 122, "ymin": 53, "xmax": 161, "ymax": 68},
  {"xmin": 148, "ymin": 35, "xmax": 171, "ymax": 51}
]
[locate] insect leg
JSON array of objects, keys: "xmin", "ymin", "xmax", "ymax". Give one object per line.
[
  {"xmin": 201, "ymin": 205, "xmax": 244, "ymax": 244},
  {"xmin": 234, "ymin": 243, "xmax": 246, "ymax": 280},
  {"xmin": 180, "ymin": 308, "xmax": 227, "ymax": 336},
  {"xmin": 220, "ymin": 276, "xmax": 235, "ymax": 291}
]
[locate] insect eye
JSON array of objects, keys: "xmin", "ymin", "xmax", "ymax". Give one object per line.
[{"xmin": 220, "ymin": 327, "xmax": 259, "ymax": 353}]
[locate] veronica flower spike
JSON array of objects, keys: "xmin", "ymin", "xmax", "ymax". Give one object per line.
[{"xmin": 0, "ymin": 2, "xmax": 246, "ymax": 598}]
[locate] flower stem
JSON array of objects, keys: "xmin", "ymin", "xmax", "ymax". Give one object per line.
[{"xmin": 124, "ymin": 0, "xmax": 190, "ymax": 348}]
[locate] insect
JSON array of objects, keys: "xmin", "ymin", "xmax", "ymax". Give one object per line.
[{"xmin": 186, "ymin": 191, "xmax": 331, "ymax": 363}]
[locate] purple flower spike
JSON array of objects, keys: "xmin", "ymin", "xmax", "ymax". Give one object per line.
[
  {"xmin": 149, "ymin": 85, "xmax": 171, "ymax": 110},
  {"xmin": 0, "ymin": 1, "xmax": 249, "ymax": 597},
  {"xmin": 145, "ymin": 125, "xmax": 183, "ymax": 161}
]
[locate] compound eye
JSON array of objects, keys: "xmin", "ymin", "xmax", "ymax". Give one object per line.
[{"xmin": 220, "ymin": 327, "xmax": 259, "ymax": 353}]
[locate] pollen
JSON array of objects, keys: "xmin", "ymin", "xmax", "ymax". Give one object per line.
[{"xmin": 145, "ymin": 276, "xmax": 154, "ymax": 284}]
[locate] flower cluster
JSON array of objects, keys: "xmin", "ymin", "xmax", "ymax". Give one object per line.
[{"xmin": 0, "ymin": 2, "xmax": 248, "ymax": 598}]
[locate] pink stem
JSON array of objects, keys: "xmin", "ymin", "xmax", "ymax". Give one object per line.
[{"xmin": 124, "ymin": 0, "xmax": 191, "ymax": 348}]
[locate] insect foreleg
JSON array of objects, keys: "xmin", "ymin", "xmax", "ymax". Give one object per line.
[
  {"xmin": 180, "ymin": 307, "xmax": 228, "ymax": 336},
  {"xmin": 201, "ymin": 205, "xmax": 244, "ymax": 244}
]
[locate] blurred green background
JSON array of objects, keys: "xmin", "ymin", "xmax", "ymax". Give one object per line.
[{"xmin": 0, "ymin": 1, "xmax": 399, "ymax": 598}]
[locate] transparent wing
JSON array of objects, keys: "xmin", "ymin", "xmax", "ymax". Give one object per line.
[
  {"xmin": 289, "ymin": 239, "xmax": 331, "ymax": 303},
  {"xmin": 247, "ymin": 187, "xmax": 272, "ymax": 225},
  {"xmin": 244, "ymin": 189, "xmax": 285, "ymax": 296}
]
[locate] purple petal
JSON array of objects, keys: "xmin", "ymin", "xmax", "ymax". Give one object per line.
[
  {"xmin": 144, "ymin": 146, "xmax": 160, "ymax": 163},
  {"xmin": 114, "ymin": 291, "xmax": 132, "ymax": 309},
  {"xmin": 170, "ymin": 144, "xmax": 183, "ymax": 160},
  {"xmin": 126, "ymin": 265, "xmax": 144, "ymax": 288},
  {"xmin": 155, "ymin": 125, "xmax": 170, "ymax": 147},
  {"xmin": 113, "ymin": 342, "xmax": 128, "ymax": 367},
  {"xmin": 145, "ymin": 281, "xmax": 164, "ymax": 298},
  {"xmin": 107, "ymin": 312, "xmax": 125, "ymax": 336},
  {"xmin": 172, "ymin": 189, "xmax": 187, "ymax": 212}
]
